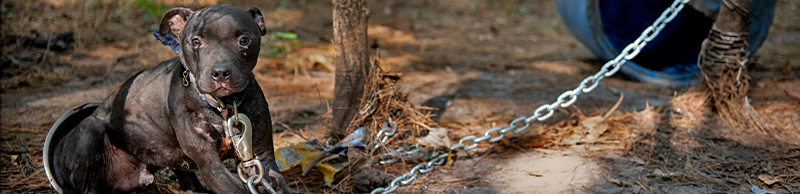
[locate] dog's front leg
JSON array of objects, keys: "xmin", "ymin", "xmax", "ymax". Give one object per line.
[
  {"xmin": 173, "ymin": 114, "xmax": 248, "ymax": 193},
  {"xmin": 182, "ymin": 136, "xmax": 247, "ymax": 193}
]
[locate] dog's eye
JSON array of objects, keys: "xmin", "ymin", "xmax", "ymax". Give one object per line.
[
  {"xmin": 192, "ymin": 38, "xmax": 202, "ymax": 47},
  {"xmin": 238, "ymin": 37, "xmax": 250, "ymax": 46}
]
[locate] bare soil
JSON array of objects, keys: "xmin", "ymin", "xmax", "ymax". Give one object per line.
[{"xmin": 2, "ymin": 0, "xmax": 799, "ymax": 193}]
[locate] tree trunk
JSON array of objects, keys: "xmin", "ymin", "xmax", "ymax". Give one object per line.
[
  {"xmin": 701, "ymin": 0, "xmax": 751, "ymax": 99},
  {"xmin": 715, "ymin": 0, "xmax": 752, "ymax": 32},
  {"xmin": 700, "ymin": 0, "xmax": 765, "ymax": 131},
  {"xmin": 331, "ymin": 0, "xmax": 370, "ymax": 138}
]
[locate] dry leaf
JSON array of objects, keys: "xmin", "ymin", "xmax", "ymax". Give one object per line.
[
  {"xmin": 577, "ymin": 93, "xmax": 621, "ymax": 140},
  {"xmin": 630, "ymin": 156, "xmax": 645, "ymax": 165},
  {"xmin": 581, "ymin": 116, "xmax": 608, "ymax": 140},
  {"xmin": 684, "ymin": 155, "xmax": 692, "ymax": 169},
  {"xmin": 10, "ymin": 155, "xmax": 18, "ymax": 165},
  {"xmin": 604, "ymin": 174, "xmax": 622, "ymax": 185},
  {"xmin": 307, "ymin": 53, "xmax": 334, "ymax": 72},
  {"xmin": 415, "ymin": 127, "xmax": 451, "ymax": 149},
  {"xmin": 653, "ymin": 168, "xmax": 664, "ymax": 175},
  {"xmin": 651, "ymin": 168, "xmax": 684, "ymax": 178},
  {"xmin": 758, "ymin": 174, "xmax": 781, "ymax": 185}
]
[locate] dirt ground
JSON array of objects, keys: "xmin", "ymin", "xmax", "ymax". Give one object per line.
[{"xmin": 2, "ymin": 0, "xmax": 799, "ymax": 193}]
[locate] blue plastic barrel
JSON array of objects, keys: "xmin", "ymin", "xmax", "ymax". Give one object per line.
[{"xmin": 557, "ymin": 0, "xmax": 775, "ymax": 86}]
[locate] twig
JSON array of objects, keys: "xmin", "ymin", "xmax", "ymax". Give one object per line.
[
  {"xmin": 566, "ymin": 162, "xmax": 586, "ymax": 185},
  {"xmin": 779, "ymin": 182, "xmax": 795, "ymax": 194},
  {"xmin": 330, "ymin": 173, "xmax": 351, "ymax": 190},
  {"xmin": 315, "ymin": 84, "xmax": 331, "ymax": 116},
  {"xmin": 277, "ymin": 122, "xmax": 309, "ymax": 141},
  {"xmin": 582, "ymin": 185, "xmax": 595, "ymax": 192},
  {"xmin": 440, "ymin": 176, "xmax": 479, "ymax": 183},
  {"xmin": 604, "ymin": 93, "xmax": 624, "ymax": 119},
  {"xmin": 412, "ymin": 121, "xmax": 432, "ymax": 131},
  {"xmin": 38, "ymin": 35, "xmax": 52, "ymax": 66},
  {"xmin": 629, "ymin": 176, "xmax": 653, "ymax": 194},
  {"xmin": 9, "ymin": 168, "xmax": 43, "ymax": 187}
]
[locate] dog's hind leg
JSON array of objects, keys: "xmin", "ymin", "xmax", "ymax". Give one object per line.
[
  {"xmin": 52, "ymin": 116, "xmax": 113, "ymax": 193},
  {"xmin": 103, "ymin": 134, "xmax": 154, "ymax": 192},
  {"xmin": 53, "ymin": 115, "xmax": 154, "ymax": 193}
]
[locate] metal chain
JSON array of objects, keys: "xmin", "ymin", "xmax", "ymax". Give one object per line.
[
  {"xmin": 376, "ymin": 144, "xmax": 422, "ymax": 165},
  {"xmin": 370, "ymin": 0, "xmax": 690, "ymax": 193},
  {"xmin": 361, "ymin": 83, "xmax": 397, "ymax": 115},
  {"xmin": 373, "ymin": 116, "xmax": 398, "ymax": 149},
  {"xmin": 225, "ymin": 102, "xmax": 277, "ymax": 194},
  {"xmin": 247, "ymin": 175, "xmax": 277, "ymax": 194},
  {"xmin": 370, "ymin": 151, "xmax": 448, "ymax": 194}
]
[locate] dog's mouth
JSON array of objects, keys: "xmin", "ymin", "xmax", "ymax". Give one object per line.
[
  {"xmin": 205, "ymin": 79, "xmax": 248, "ymax": 97},
  {"xmin": 210, "ymin": 87, "xmax": 234, "ymax": 97},
  {"xmin": 197, "ymin": 81, "xmax": 246, "ymax": 98}
]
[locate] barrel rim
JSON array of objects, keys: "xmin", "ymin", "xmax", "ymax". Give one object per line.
[{"xmin": 43, "ymin": 101, "xmax": 102, "ymax": 193}]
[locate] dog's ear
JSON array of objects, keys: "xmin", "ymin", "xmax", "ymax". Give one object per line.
[
  {"xmin": 244, "ymin": 6, "xmax": 267, "ymax": 36},
  {"xmin": 158, "ymin": 7, "xmax": 194, "ymax": 37}
]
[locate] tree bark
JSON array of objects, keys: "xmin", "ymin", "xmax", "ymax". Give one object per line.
[
  {"xmin": 700, "ymin": 0, "xmax": 765, "ymax": 131},
  {"xmin": 331, "ymin": 0, "xmax": 370, "ymax": 138},
  {"xmin": 702, "ymin": 0, "xmax": 751, "ymax": 98},
  {"xmin": 701, "ymin": 0, "xmax": 751, "ymax": 101},
  {"xmin": 715, "ymin": 0, "xmax": 752, "ymax": 32}
]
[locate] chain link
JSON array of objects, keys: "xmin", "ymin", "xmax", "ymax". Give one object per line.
[
  {"xmin": 370, "ymin": 0, "xmax": 689, "ymax": 193},
  {"xmin": 370, "ymin": 151, "xmax": 448, "ymax": 194},
  {"xmin": 373, "ymin": 116, "xmax": 398, "ymax": 149},
  {"xmin": 361, "ymin": 83, "xmax": 397, "ymax": 115},
  {"xmin": 247, "ymin": 175, "xmax": 277, "ymax": 194},
  {"xmin": 377, "ymin": 144, "xmax": 422, "ymax": 165}
]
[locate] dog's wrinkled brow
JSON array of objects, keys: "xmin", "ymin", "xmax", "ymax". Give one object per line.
[{"xmin": 193, "ymin": 13, "xmax": 252, "ymax": 41}]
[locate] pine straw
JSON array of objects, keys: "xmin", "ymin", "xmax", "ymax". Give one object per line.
[
  {"xmin": 519, "ymin": 91, "xmax": 800, "ymax": 193},
  {"xmin": 342, "ymin": 63, "xmax": 443, "ymax": 191},
  {"xmin": 345, "ymin": 57, "xmax": 439, "ymax": 143},
  {"xmin": 276, "ymin": 57, "xmax": 444, "ymax": 192},
  {"xmin": 700, "ymin": 58, "xmax": 767, "ymax": 135},
  {"xmin": 1, "ymin": 134, "xmax": 54, "ymax": 193},
  {"xmin": 624, "ymin": 118, "xmax": 800, "ymax": 193},
  {"xmin": 669, "ymin": 87, "xmax": 713, "ymax": 130},
  {"xmin": 617, "ymin": 94, "xmax": 800, "ymax": 193}
]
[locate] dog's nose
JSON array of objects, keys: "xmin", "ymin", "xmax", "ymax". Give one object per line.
[{"xmin": 211, "ymin": 65, "xmax": 231, "ymax": 81}]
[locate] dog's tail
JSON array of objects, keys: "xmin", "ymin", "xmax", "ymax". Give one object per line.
[{"xmin": 43, "ymin": 102, "xmax": 102, "ymax": 193}]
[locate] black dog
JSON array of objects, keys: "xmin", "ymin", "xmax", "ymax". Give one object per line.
[{"xmin": 48, "ymin": 5, "xmax": 290, "ymax": 194}]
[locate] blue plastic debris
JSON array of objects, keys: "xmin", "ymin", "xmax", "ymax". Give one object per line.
[{"xmin": 751, "ymin": 185, "xmax": 777, "ymax": 194}]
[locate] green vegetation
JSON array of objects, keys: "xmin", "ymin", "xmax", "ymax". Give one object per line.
[
  {"xmin": 266, "ymin": 31, "xmax": 300, "ymax": 59},
  {"xmin": 127, "ymin": 0, "xmax": 167, "ymax": 21}
]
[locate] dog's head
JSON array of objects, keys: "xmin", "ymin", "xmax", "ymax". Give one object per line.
[{"xmin": 158, "ymin": 5, "xmax": 266, "ymax": 97}]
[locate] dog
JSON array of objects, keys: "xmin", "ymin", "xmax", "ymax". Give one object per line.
[{"xmin": 46, "ymin": 5, "xmax": 291, "ymax": 194}]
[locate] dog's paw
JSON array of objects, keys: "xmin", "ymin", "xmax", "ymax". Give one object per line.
[{"xmin": 138, "ymin": 169, "xmax": 155, "ymax": 186}]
